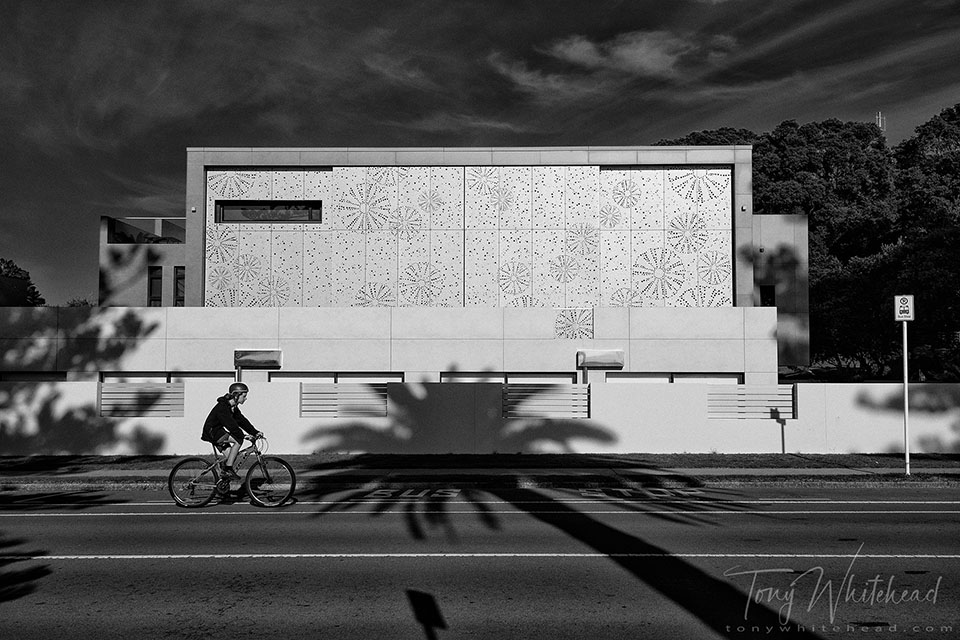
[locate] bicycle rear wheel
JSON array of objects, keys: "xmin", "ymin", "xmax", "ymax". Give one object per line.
[
  {"xmin": 245, "ymin": 456, "xmax": 296, "ymax": 507},
  {"xmin": 168, "ymin": 457, "xmax": 218, "ymax": 508}
]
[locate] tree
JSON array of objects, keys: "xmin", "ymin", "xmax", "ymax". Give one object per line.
[
  {"xmin": 0, "ymin": 258, "xmax": 45, "ymax": 306},
  {"xmin": 656, "ymin": 127, "xmax": 759, "ymax": 146},
  {"xmin": 656, "ymin": 107, "xmax": 960, "ymax": 380},
  {"xmin": 893, "ymin": 105, "xmax": 960, "ymax": 238},
  {"xmin": 65, "ymin": 297, "xmax": 96, "ymax": 307}
]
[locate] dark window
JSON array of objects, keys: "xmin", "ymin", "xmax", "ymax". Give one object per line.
[
  {"xmin": 216, "ymin": 200, "xmax": 322, "ymax": 223},
  {"xmin": 759, "ymin": 284, "xmax": 776, "ymax": 307},
  {"xmin": 174, "ymin": 266, "xmax": 185, "ymax": 307},
  {"xmin": 148, "ymin": 266, "xmax": 163, "ymax": 307}
]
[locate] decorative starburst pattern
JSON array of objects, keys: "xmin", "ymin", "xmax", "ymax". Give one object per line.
[
  {"xmin": 418, "ymin": 189, "xmax": 444, "ymax": 214},
  {"xmin": 633, "ymin": 247, "xmax": 686, "ymax": 299},
  {"xmin": 388, "ymin": 206, "xmax": 423, "ymax": 241},
  {"xmin": 236, "ymin": 254, "xmax": 263, "ymax": 282},
  {"xmin": 555, "ymin": 308, "xmax": 594, "ymax": 339},
  {"xmin": 208, "ymin": 265, "xmax": 236, "ymax": 292},
  {"xmin": 369, "ymin": 168, "xmax": 398, "ymax": 187},
  {"xmin": 206, "ymin": 227, "xmax": 238, "ymax": 263},
  {"xmin": 508, "ymin": 295, "xmax": 540, "ymax": 308},
  {"xmin": 356, "ymin": 282, "xmax": 397, "ymax": 307},
  {"xmin": 257, "ymin": 275, "xmax": 290, "ymax": 306},
  {"xmin": 669, "ymin": 169, "xmax": 730, "ymax": 203},
  {"xmin": 677, "ymin": 285, "xmax": 731, "ymax": 307},
  {"xmin": 610, "ymin": 287, "xmax": 643, "ymax": 307},
  {"xmin": 599, "ymin": 204, "xmax": 623, "ymax": 229},
  {"xmin": 208, "ymin": 171, "xmax": 257, "ymax": 198},
  {"xmin": 400, "ymin": 262, "xmax": 443, "ymax": 306},
  {"xmin": 489, "ymin": 186, "xmax": 515, "ymax": 214},
  {"xmin": 343, "ymin": 183, "xmax": 391, "ymax": 231},
  {"xmin": 566, "ymin": 223, "xmax": 599, "ymax": 256},
  {"xmin": 498, "ymin": 262, "xmax": 531, "ymax": 295},
  {"xmin": 206, "ymin": 288, "xmax": 237, "ymax": 307},
  {"xmin": 612, "ymin": 180, "xmax": 641, "ymax": 208},
  {"xmin": 549, "ymin": 254, "xmax": 580, "ymax": 283},
  {"xmin": 697, "ymin": 250, "xmax": 732, "ymax": 285},
  {"xmin": 466, "ymin": 167, "xmax": 498, "ymax": 195},
  {"xmin": 667, "ymin": 212, "xmax": 709, "ymax": 253}
]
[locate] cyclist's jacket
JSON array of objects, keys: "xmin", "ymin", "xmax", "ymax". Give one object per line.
[{"xmin": 201, "ymin": 395, "xmax": 258, "ymax": 443}]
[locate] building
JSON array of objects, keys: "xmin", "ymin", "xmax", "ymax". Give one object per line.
[
  {"xmin": 100, "ymin": 145, "xmax": 808, "ymax": 380},
  {"xmin": 3, "ymin": 145, "xmax": 881, "ymax": 457}
]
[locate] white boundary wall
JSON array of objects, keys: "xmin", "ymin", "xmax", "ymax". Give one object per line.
[{"xmin": 2, "ymin": 380, "xmax": 957, "ymax": 456}]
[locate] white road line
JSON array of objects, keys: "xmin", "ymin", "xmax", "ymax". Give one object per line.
[
  {"xmin": 3, "ymin": 509, "xmax": 960, "ymax": 517},
  {"xmin": 8, "ymin": 499, "xmax": 960, "ymax": 508},
  {"xmin": 4, "ymin": 552, "xmax": 960, "ymax": 561}
]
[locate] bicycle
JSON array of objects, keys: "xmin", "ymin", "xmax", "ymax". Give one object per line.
[{"xmin": 168, "ymin": 434, "xmax": 296, "ymax": 508}]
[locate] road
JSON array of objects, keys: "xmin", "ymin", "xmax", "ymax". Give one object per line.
[{"xmin": 2, "ymin": 484, "xmax": 958, "ymax": 639}]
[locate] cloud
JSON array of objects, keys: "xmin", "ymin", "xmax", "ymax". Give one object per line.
[
  {"xmin": 489, "ymin": 28, "xmax": 739, "ymax": 107},
  {"xmin": 401, "ymin": 112, "xmax": 533, "ymax": 134},
  {"xmin": 363, "ymin": 53, "xmax": 440, "ymax": 91},
  {"xmin": 487, "ymin": 52, "xmax": 615, "ymax": 104},
  {"xmin": 546, "ymin": 31, "xmax": 696, "ymax": 78},
  {"xmin": 99, "ymin": 173, "xmax": 185, "ymax": 217}
]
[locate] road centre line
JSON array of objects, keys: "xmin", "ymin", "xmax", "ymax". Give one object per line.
[
  {"xmin": 4, "ymin": 509, "xmax": 960, "ymax": 518},
  {"xmin": 5, "ymin": 552, "xmax": 960, "ymax": 561}
]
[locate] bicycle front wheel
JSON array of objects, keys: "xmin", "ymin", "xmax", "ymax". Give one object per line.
[
  {"xmin": 168, "ymin": 457, "xmax": 218, "ymax": 508},
  {"xmin": 245, "ymin": 456, "xmax": 296, "ymax": 507}
]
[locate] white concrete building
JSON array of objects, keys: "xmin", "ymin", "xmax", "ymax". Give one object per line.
[{"xmin": 7, "ymin": 146, "xmax": 893, "ymax": 458}]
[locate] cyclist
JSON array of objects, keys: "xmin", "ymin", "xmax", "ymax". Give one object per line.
[{"xmin": 201, "ymin": 382, "xmax": 262, "ymax": 480}]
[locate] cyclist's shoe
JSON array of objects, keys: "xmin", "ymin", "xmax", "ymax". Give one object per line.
[{"xmin": 221, "ymin": 466, "xmax": 241, "ymax": 481}]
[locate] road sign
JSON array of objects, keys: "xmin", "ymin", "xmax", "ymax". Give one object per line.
[{"xmin": 894, "ymin": 295, "xmax": 915, "ymax": 321}]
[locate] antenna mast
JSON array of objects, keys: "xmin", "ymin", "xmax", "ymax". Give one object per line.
[{"xmin": 876, "ymin": 111, "xmax": 886, "ymax": 132}]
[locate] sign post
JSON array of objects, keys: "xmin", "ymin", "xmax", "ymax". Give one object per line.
[{"xmin": 894, "ymin": 295, "xmax": 914, "ymax": 475}]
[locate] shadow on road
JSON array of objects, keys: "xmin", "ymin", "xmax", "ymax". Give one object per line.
[
  {"xmin": 300, "ymin": 457, "xmax": 822, "ymax": 639},
  {"xmin": 0, "ymin": 532, "xmax": 51, "ymax": 603},
  {"xmin": 0, "ymin": 489, "xmax": 132, "ymax": 604}
]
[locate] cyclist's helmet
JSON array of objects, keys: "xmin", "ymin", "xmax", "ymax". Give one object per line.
[{"xmin": 228, "ymin": 382, "xmax": 249, "ymax": 398}]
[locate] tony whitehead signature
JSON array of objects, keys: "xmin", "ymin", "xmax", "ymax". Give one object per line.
[{"xmin": 724, "ymin": 544, "xmax": 943, "ymax": 625}]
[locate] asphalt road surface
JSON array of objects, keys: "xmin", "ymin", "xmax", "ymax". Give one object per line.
[{"xmin": 2, "ymin": 484, "xmax": 958, "ymax": 639}]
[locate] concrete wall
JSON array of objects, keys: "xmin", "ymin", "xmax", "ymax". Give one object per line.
[
  {"xmin": 99, "ymin": 217, "xmax": 186, "ymax": 307},
  {"xmin": 3, "ymin": 378, "xmax": 957, "ymax": 456},
  {"xmin": 751, "ymin": 213, "xmax": 809, "ymax": 365},
  {"xmin": 0, "ymin": 305, "xmax": 778, "ymax": 383}
]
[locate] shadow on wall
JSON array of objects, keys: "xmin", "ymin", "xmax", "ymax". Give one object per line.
[
  {"xmin": 296, "ymin": 378, "xmax": 827, "ymax": 635},
  {"xmin": 0, "ymin": 305, "xmax": 165, "ymax": 456},
  {"xmin": 98, "ymin": 244, "xmax": 161, "ymax": 307},
  {"xmin": 857, "ymin": 384, "xmax": 960, "ymax": 453},
  {"xmin": 302, "ymin": 379, "xmax": 616, "ymax": 455},
  {"xmin": 740, "ymin": 242, "xmax": 809, "ymax": 366}
]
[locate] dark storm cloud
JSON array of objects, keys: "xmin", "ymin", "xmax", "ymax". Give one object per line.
[{"xmin": 0, "ymin": 0, "xmax": 958, "ymax": 303}]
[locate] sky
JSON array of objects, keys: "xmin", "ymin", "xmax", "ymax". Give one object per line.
[{"xmin": 1, "ymin": 0, "xmax": 958, "ymax": 305}]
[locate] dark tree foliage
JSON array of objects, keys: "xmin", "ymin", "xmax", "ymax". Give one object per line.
[
  {"xmin": 658, "ymin": 105, "xmax": 960, "ymax": 380},
  {"xmin": 656, "ymin": 127, "xmax": 760, "ymax": 146},
  {"xmin": 0, "ymin": 257, "xmax": 45, "ymax": 306}
]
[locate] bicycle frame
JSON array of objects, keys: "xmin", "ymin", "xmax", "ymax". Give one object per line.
[
  {"xmin": 169, "ymin": 435, "xmax": 295, "ymax": 508},
  {"xmin": 212, "ymin": 436, "xmax": 265, "ymax": 476}
]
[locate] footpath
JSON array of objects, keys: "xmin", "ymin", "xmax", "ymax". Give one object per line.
[{"xmin": 2, "ymin": 453, "xmax": 959, "ymax": 491}]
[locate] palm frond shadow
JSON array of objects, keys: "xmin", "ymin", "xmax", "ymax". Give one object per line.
[
  {"xmin": 298, "ymin": 379, "xmax": 823, "ymax": 637},
  {"xmin": 0, "ymin": 489, "xmax": 129, "ymax": 604},
  {"xmin": 302, "ymin": 464, "xmax": 816, "ymax": 638},
  {"xmin": 0, "ymin": 532, "xmax": 51, "ymax": 603}
]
